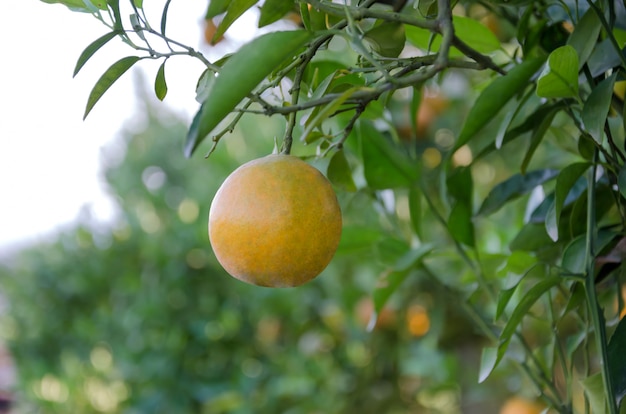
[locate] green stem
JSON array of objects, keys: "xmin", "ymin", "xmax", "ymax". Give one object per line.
[{"xmin": 584, "ymin": 150, "xmax": 618, "ymax": 414}]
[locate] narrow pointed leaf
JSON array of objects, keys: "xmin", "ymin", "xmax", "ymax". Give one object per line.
[
  {"xmin": 553, "ymin": 162, "xmax": 590, "ymax": 230},
  {"xmin": 83, "ymin": 56, "xmax": 141, "ymax": 120},
  {"xmin": 582, "ymin": 72, "xmax": 618, "ymax": 143},
  {"xmin": 74, "ymin": 31, "xmax": 118, "ymax": 77},
  {"xmin": 154, "ymin": 61, "xmax": 168, "ymax": 101},
  {"xmin": 214, "ymin": 0, "xmax": 258, "ymax": 41},
  {"xmin": 456, "ymin": 58, "xmax": 545, "ymax": 150},
  {"xmin": 608, "ymin": 317, "xmax": 626, "ymax": 405},
  {"xmin": 520, "ymin": 107, "xmax": 558, "ymax": 174},
  {"xmin": 40, "ymin": 0, "xmax": 107, "ymax": 11},
  {"xmin": 479, "ymin": 346, "xmax": 498, "ymax": 383},
  {"xmin": 161, "ymin": 0, "xmax": 172, "ymax": 35},
  {"xmin": 448, "ymin": 201, "xmax": 475, "ymax": 247},
  {"xmin": 536, "ymin": 45, "xmax": 579, "ymax": 98},
  {"xmin": 206, "ymin": 0, "xmax": 230, "ymax": 18},
  {"xmin": 581, "ymin": 373, "xmax": 608, "ymax": 414},
  {"xmin": 409, "ymin": 185, "xmax": 422, "ymax": 238},
  {"xmin": 567, "ymin": 7, "xmax": 602, "ymax": 68},
  {"xmin": 478, "ymin": 169, "xmax": 558, "ymax": 216},
  {"xmin": 184, "ymin": 30, "xmax": 311, "ymax": 157},
  {"xmin": 108, "ymin": 0, "xmax": 123, "ymax": 31}
]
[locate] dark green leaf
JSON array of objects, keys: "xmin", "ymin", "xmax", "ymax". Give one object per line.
[
  {"xmin": 619, "ymin": 165, "xmax": 626, "ymax": 200},
  {"xmin": 365, "ymin": 22, "xmax": 406, "ymax": 58},
  {"xmin": 215, "ymin": 0, "xmax": 259, "ymax": 41},
  {"xmin": 360, "ymin": 121, "xmax": 418, "ymax": 189},
  {"xmin": 409, "ymin": 185, "xmax": 422, "ymax": 238},
  {"xmin": 608, "ymin": 317, "xmax": 626, "ymax": 405},
  {"xmin": 73, "ymin": 31, "xmax": 118, "ymax": 77},
  {"xmin": 108, "ymin": 0, "xmax": 123, "ymax": 31},
  {"xmin": 497, "ymin": 276, "xmax": 563, "ymax": 369},
  {"xmin": 302, "ymin": 88, "xmax": 358, "ymax": 143},
  {"xmin": 536, "ymin": 45, "xmax": 579, "ymax": 98},
  {"xmin": 509, "ymin": 223, "xmax": 556, "ymax": 252},
  {"xmin": 520, "ymin": 107, "xmax": 558, "ymax": 174},
  {"xmin": 566, "ymin": 7, "xmax": 602, "ymax": 69},
  {"xmin": 582, "ymin": 72, "xmax": 618, "ymax": 143},
  {"xmin": 259, "ymin": 0, "xmax": 295, "ymax": 28},
  {"xmin": 327, "ymin": 151, "xmax": 356, "ymax": 192},
  {"xmin": 548, "ymin": 162, "xmax": 590, "ymax": 241},
  {"xmin": 456, "ymin": 58, "xmax": 545, "ymax": 150},
  {"xmin": 447, "ymin": 166, "xmax": 473, "ymax": 204},
  {"xmin": 161, "ymin": 0, "xmax": 172, "ymax": 35},
  {"xmin": 83, "ymin": 56, "xmax": 141, "ymax": 120},
  {"xmin": 562, "ymin": 230, "xmax": 616, "ymax": 274},
  {"xmin": 154, "ymin": 61, "xmax": 168, "ymax": 101},
  {"xmin": 478, "ymin": 169, "xmax": 559, "ymax": 216},
  {"xmin": 448, "ymin": 202, "xmax": 475, "ymax": 247},
  {"xmin": 185, "ymin": 31, "xmax": 311, "ymax": 157}
]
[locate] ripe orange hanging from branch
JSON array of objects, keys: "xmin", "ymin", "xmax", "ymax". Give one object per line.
[{"xmin": 208, "ymin": 154, "xmax": 342, "ymax": 287}]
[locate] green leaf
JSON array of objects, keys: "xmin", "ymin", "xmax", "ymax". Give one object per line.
[
  {"xmin": 447, "ymin": 166, "xmax": 473, "ymax": 204},
  {"xmin": 214, "ymin": 0, "xmax": 259, "ymax": 41},
  {"xmin": 562, "ymin": 230, "xmax": 616, "ymax": 274},
  {"xmin": 478, "ymin": 346, "xmax": 498, "ymax": 383},
  {"xmin": 608, "ymin": 316, "xmax": 626, "ymax": 405},
  {"xmin": 107, "ymin": 0, "xmax": 123, "ymax": 31},
  {"xmin": 337, "ymin": 226, "xmax": 383, "ymax": 254},
  {"xmin": 581, "ymin": 373, "xmax": 608, "ymax": 414},
  {"xmin": 373, "ymin": 244, "xmax": 433, "ymax": 319},
  {"xmin": 359, "ymin": 121, "xmax": 418, "ymax": 189},
  {"xmin": 409, "ymin": 185, "xmax": 422, "ymax": 238},
  {"xmin": 536, "ymin": 45, "xmax": 579, "ymax": 98},
  {"xmin": 40, "ymin": 0, "xmax": 107, "ymax": 12},
  {"xmin": 365, "ymin": 22, "xmax": 406, "ymax": 58},
  {"xmin": 154, "ymin": 61, "xmax": 168, "ymax": 101},
  {"xmin": 582, "ymin": 72, "xmax": 618, "ymax": 143},
  {"xmin": 327, "ymin": 151, "xmax": 356, "ymax": 192},
  {"xmin": 456, "ymin": 58, "xmax": 545, "ymax": 150},
  {"xmin": 206, "ymin": 0, "xmax": 230, "ymax": 18},
  {"xmin": 566, "ymin": 7, "xmax": 602, "ymax": 69},
  {"xmin": 259, "ymin": 0, "xmax": 295, "ymax": 28},
  {"xmin": 73, "ymin": 31, "xmax": 118, "ymax": 77},
  {"xmin": 160, "ymin": 0, "xmax": 172, "ymax": 35},
  {"xmin": 185, "ymin": 30, "xmax": 311, "ymax": 157},
  {"xmin": 405, "ymin": 16, "xmax": 500, "ymax": 55},
  {"xmin": 448, "ymin": 202, "xmax": 475, "ymax": 247},
  {"xmin": 478, "ymin": 169, "xmax": 559, "ymax": 216},
  {"xmin": 83, "ymin": 56, "xmax": 141, "ymax": 120},
  {"xmin": 520, "ymin": 107, "xmax": 558, "ymax": 174},
  {"xmin": 133, "ymin": 0, "xmax": 143, "ymax": 7},
  {"xmin": 496, "ymin": 276, "xmax": 563, "ymax": 369},
  {"xmin": 301, "ymin": 88, "xmax": 359, "ymax": 143},
  {"xmin": 618, "ymin": 165, "xmax": 626, "ymax": 200},
  {"xmin": 545, "ymin": 162, "xmax": 590, "ymax": 241}
]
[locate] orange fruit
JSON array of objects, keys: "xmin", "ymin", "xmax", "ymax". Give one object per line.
[
  {"xmin": 209, "ymin": 154, "xmax": 342, "ymax": 287},
  {"xmin": 500, "ymin": 396, "xmax": 545, "ymax": 414}
]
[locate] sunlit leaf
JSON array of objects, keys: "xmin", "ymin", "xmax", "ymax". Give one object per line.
[
  {"xmin": 206, "ymin": 0, "xmax": 229, "ymax": 18},
  {"xmin": 478, "ymin": 169, "xmax": 559, "ymax": 216},
  {"xmin": 73, "ymin": 31, "xmax": 119, "ymax": 77},
  {"xmin": 185, "ymin": 31, "xmax": 311, "ymax": 157},
  {"xmin": 536, "ymin": 45, "xmax": 579, "ymax": 98},
  {"xmin": 582, "ymin": 72, "xmax": 618, "ymax": 143},
  {"xmin": 479, "ymin": 346, "xmax": 498, "ymax": 383},
  {"xmin": 456, "ymin": 58, "xmax": 545, "ymax": 150},
  {"xmin": 83, "ymin": 56, "xmax": 141, "ymax": 120},
  {"xmin": 336, "ymin": 226, "xmax": 383, "ymax": 254}
]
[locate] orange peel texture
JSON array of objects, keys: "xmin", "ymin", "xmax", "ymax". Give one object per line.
[{"xmin": 209, "ymin": 154, "xmax": 342, "ymax": 287}]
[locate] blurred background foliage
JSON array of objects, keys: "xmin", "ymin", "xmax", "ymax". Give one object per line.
[
  {"xmin": 2, "ymin": 0, "xmax": 626, "ymax": 413},
  {"xmin": 0, "ymin": 74, "xmax": 543, "ymax": 414}
]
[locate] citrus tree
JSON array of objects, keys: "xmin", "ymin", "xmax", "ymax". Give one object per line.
[{"xmin": 12, "ymin": 0, "xmax": 626, "ymax": 412}]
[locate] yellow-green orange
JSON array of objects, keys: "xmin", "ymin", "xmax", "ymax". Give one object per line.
[{"xmin": 209, "ymin": 154, "xmax": 342, "ymax": 287}]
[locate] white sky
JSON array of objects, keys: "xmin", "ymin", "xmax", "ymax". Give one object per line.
[{"xmin": 0, "ymin": 1, "xmax": 259, "ymax": 255}]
